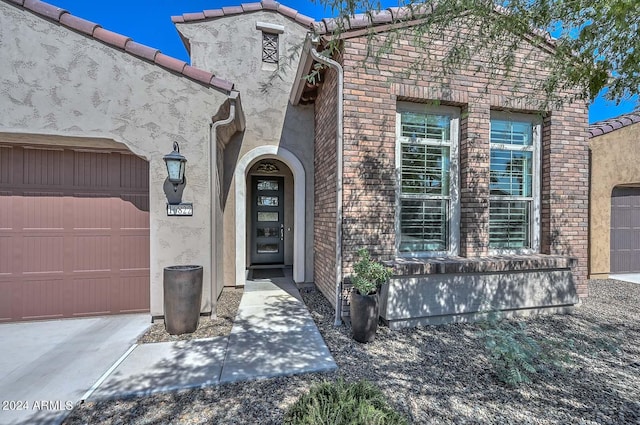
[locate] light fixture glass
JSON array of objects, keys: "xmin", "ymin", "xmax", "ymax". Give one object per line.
[{"xmin": 163, "ymin": 142, "xmax": 187, "ymax": 190}]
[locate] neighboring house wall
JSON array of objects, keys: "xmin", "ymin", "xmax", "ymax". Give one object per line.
[
  {"xmin": 319, "ymin": 19, "xmax": 588, "ymax": 323},
  {"xmin": 589, "ymin": 120, "xmax": 640, "ymax": 277},
  {"xmin": 0, "ymin": 2, "xmax": 232, "ymax": 317},
  {"xmin": 176, "ymin": 10, "xmax": 315, "ymax": 285}
]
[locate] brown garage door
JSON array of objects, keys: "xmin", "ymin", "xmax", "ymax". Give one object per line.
[
  {"xmin": 0, "ymin": 145, "xmax": 150, "ymax": 322},
  {"xmin": 610, "ymin": 186, "xmax": 640, "ymax": 273}
]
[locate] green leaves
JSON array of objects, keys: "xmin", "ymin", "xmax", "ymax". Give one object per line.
[
  {"xmin": 316, "ymin": 0, "xmax": 639, "ymax": 107},
  {"xmin": 351, "ymin": 249, "xmax": 393, "ymax": 296},
  {"xmin": 283, "ymin": 379, "xmax": 408, "ymax": 425}
]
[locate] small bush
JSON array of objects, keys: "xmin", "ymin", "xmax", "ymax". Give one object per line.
[
  {"xmin": 479, "ymin": 314, "xmax": 542, "ymax": 386},
  {"xmin": 284, "ymin": 379, "xmax": 408, "ymax": 425},
  {"xmin": 351, "ymin": 249, "xmax": 393, "ymax": 296}
]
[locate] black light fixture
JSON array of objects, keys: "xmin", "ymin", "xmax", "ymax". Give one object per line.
[{"xmin": 163, "ymin": 142, "xmax": 187, "ymax": 192}]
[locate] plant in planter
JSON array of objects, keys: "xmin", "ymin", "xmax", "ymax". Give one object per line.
[{"xmin": 349, "ymin": 248, "xmax": 393, "ymax": 343}]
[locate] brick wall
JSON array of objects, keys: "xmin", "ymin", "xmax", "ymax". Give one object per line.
[
  {"xmin": 314, "ymin": 65, "xmax": 339, "ymax": 306},
  {"xmin": 317, "ymin": 21, "xmax": 589, "ymax": 308}
]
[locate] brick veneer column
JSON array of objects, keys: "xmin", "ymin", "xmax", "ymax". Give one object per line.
[{"xmin": 459, "ymin": 101, "xmax": 491, "ymax": 257}]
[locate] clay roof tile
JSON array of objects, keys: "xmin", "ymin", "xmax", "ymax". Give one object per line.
[
  {"xmin": 93, "ymin": 27, "xmax": 130, "ymax": 50},
  {"xmin": 203, "ymin": 9, "xmax": 225, "ymax": 19},
  {"xmin": 183, "ymin": 12, "xmax": 206, "ymax": 21},
  {"xmin": 261, "ymin": 0, "xmax": 279, "ymax": 11},
  {"xmin": 588, "ymin": 112, "xmax": 640, "ymax": 138},
  {"xmin": 221, "ymin": 5, "xmax": 244, "ymax": 15},
  {"xmin": 241, "ymin": 2, "xmax": 263, "ymax": 12},
  {"xmin": 59, "ymin": 13, "xmax": 100, "ymax": 36},
  {"xmin": 153, "ymin": 53, "xmax": 187, "ymax": 74},
  {"xmin": 125, "ymin": 40, "xmax": 159, "ymax": 62},
  {"xmin": 24, "ymin": 0, "xmax": 65, "ymax": 21}
]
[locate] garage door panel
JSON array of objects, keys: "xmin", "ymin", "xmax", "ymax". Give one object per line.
[
  {"xmin": 121, "ymin": 194, "xmax": 150, "ymax": 228},
  {"xmin": 115, "ymin": 275, "xmax": 150, "ymax": 313},
  {"xmin": 0, "ymin": 146, "xmax": 150, "ymax": 322},
  {"xmin": 21, "ymin": 278, "xmax": 68, "ymax": 320},
  {"xmin": 120, "ymin": 234, "xmax": 150, "ymax": 270},
  {"xmin": 611, "ymin": 187, "xmax": 640, "ymax": 273},
  {"xmin": 73, "ymin": 235, "xmax": 112, "ymax": 272},
  {"xmin": 23, "ymin": 192, "xmax": 64, "ymax": 229},
  {"xmin": 0, "ymin": 146, "xmax": 12, "ymax": 184},
  {"xmin": 72, "ymin": 194, "xmax": 114, "ymax": 229},
  {"xmin": 72, "ymin": 277, "xmax": 112, "ymax": 316},
  {"xmin": 22, "ymin": 148, "xmax": 64, "ymax": 186},
  {"xmin": 0, "ymin": 191, "xmax": 12, "ymax": 229},
  {"xmin": 0, "ymin": 281, "xmax": 15, "ymax": 321},
  {"xmin": 73, "ymin": 151, "xmax": 111, "ymax": 188},
  {"xmin": 0, "ymin": 237, "xmax": 11, "ymax": 275},
  {"xmin": 23, "ymin": 235, "xmax": 64, "ymax": 274},
  {"xmin": 120, "ymin": 154, "xmax": 149, "ymax": 189}
]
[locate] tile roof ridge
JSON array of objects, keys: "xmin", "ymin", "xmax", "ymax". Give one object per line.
[
  {"xmin": 171, "ymin": 0, "xmax": 554, "ymax": 46},
  {"xmin": 588, "ymin": 111, "xmax": 640, "ymax": 138},
  {"xmin": 171, "ymin": 0, "xmax": 315, "ymax": 28},
  {"xmin": 4, "ymin": 0, "xmax": 235, "ymax": 94}
]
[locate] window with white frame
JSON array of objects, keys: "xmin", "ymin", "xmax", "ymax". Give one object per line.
[
  {"xmin": 489, "ymin": 113, "xmax": 541, "ymax": 251},
  {"xmin": 397, "ymin": 104, "xmax": 459, "ymax": 256}
]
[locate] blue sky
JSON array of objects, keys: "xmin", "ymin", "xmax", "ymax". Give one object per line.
[{"xmin": 48, "ymin": 0, "xmax": 637, "ymax": 123}]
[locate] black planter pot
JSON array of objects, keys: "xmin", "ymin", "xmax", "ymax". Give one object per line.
[{"xmin": 350, "ymin": 290, "xmax": 379, "ymax": 343}]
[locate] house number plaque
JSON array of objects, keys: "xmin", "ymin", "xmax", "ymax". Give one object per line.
[{"xmin": 167, "ymin": 203, "xmax": 193, "ymax": 216}]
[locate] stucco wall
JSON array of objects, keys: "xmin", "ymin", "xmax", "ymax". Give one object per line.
[
  {"xmin": 0, "ymin": 3, "xmax": 230, "ymax": 316},
  {"xmin": 589, "ymin": 123, "xmax": 640, "ymax": 277},
  {"xmin": 177, "ymin": 10, "xmax": 315, "ymax": 284}
]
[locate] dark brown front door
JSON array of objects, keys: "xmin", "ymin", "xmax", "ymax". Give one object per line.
[
  {"xmin": 251, "ymin": 176, "xmax": 284, "ymax": 265},
  {"xmin": 610, "ymin": 186, "xmax": 640, "ymax": 273},
  {"xmin": 0, "ymin": 145, "xmax": 150, "ymax": 322}
]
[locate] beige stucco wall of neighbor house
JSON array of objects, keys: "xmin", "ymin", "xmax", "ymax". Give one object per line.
[
  {"xmin": 0, "ymin": 2, "xmax": 232, "ymax": 317},
  {"xmin": 589, "ymin": 123, "xmax": 640, "ymax": 278},
  {"xmin": 177, "ymin": 10, "xmax": 315, "ymax": 285}
]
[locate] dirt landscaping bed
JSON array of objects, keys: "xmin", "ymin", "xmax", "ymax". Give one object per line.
[
  {"xmin": 137, "ymin": 287, "xmax": 243, "ymax": 344},
  {"xmin": 66, "ymin": 280, "xmax": 640, "ymax": 424}
]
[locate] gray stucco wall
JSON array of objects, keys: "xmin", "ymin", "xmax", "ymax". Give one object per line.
[
  {"xmin": 0, "ymin": 3, "xmax": 230, "ymax": 316},
  {"xmin": 177, "ymin": 10, "xmax": 315, "ymax": 284}
]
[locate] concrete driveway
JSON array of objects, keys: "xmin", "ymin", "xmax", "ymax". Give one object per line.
[{"xmin": 0, "ymin": 314, "xmax": 150, "ymax": 425}]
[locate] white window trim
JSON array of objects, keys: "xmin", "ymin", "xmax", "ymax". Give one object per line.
[
  {"xmin": 488, "ymin": 111, "xmax": 541, "ymax": 255},
  {"xmin": 395, "ymin": 102, "xmax": 460, "ymax": 258}
]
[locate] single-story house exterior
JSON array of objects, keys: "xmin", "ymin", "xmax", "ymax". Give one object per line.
[
  {"xmin": 1, "ymin": 0, "xmax": 588, "ymax": 327},
  {"xmin": 589, "ymin": 113, "xmax": 640, "ymax": 278}
]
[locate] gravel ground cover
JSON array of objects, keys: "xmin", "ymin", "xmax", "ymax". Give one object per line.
[
  {"xmin": 66, "ymin": 279, "xmax": 640, "ymax": 424},
  {"xmin": 137, "ymin": 287, "xmax": 243, "ymax": 343}
]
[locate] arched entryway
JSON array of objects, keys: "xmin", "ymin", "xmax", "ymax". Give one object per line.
[{"xmin": 234, "ymin": 146, "xmax": 305, "ymax": 285}]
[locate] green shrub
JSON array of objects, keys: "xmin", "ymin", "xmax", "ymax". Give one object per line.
[
  {"xmin": 351, "ymin": 249, "xmax": 393, "ymax": 296},
  {"xmin": 284, "ymin": 379, "xmax": 408, "ymax": 425},
  {"xmin": 479, "ymin": 314, "xmax": 541, "ymax": 386}
]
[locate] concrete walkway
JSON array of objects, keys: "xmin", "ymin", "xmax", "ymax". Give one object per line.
[
  {"xmin": 609, "ymin": 273, "xmax": 640, "ymax": 284},
  {"xmin": 90, "ymin": 274, "xmax": 336, "ymax": 400}
]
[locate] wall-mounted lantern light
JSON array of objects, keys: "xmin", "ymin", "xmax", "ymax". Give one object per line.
[{"xmin": 163, "ymin": 142, "xmax": 187, "ymax": 192}]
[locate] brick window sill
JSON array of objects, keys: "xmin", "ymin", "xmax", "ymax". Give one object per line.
[{"xmin": 384, "ymin": 254, "xmax": 577, "ymax": 276}]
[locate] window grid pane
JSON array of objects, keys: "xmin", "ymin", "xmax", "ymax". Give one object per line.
[
  {"xmin": 262, "ymin": 33, "xmax": 278, "ymax": 63},
  {"xmin": 401, "ymin": 112, "xmax": 451, "ymax": 141},
  {"xmin": 401, "ymin": 143, "xmax": 450, "ymax": 195},
  {"xmin": 491, "ymin": 120, "xmax": 532, "ymax": 146},
  {"xmin": 490, "ymin": 150, "xmax": 532, "ymax": 197},
  {"xmin": 489, "ymin": 200, "xmax": 530, "ymax": 248},
  {"xmin": 400, "ymin": 199, "xmax": 449, "ymax": 252}
]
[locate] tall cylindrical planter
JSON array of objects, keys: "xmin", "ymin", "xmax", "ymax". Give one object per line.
[
  {"xmin": 163, "ymin": 265, "xmax": 203, "ymax": 335},
  {"xmin": 350, "ymin": 291, "xmax": 379, "ymax": 343}
]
